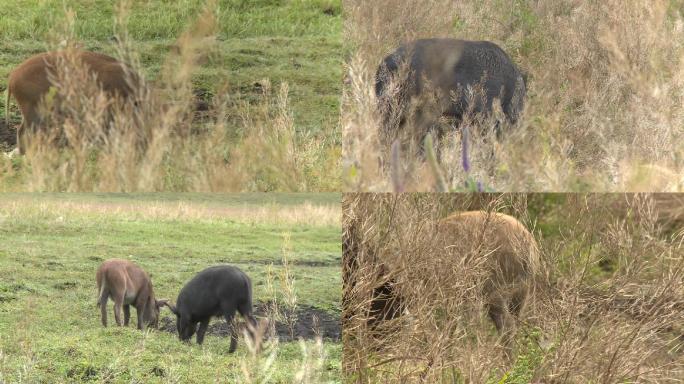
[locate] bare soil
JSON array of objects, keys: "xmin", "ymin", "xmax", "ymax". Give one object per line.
[
  {"xmin": 0, "ymin": 120, "xmax": 16, "ymax": 150},
  {"xmin": 159, "ymin": 302, "xmax": 340, "ymax": 342}
]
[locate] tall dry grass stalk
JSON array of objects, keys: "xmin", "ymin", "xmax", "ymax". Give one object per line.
[
  {"xmin": 280, "ymin": 232, "xmax": 299, "ymax": 340},
  {"xmin": 0, "ymin": 197, "xmax": 340, "ymax": 227},
  {"xmin": 342, "ymin": 0, "xmax": 684, "ymax": 191},
  {"xmin": 342, "ymin": 193, "xmax": 684, "ymax": 382},
  {"xmin": 293, "ymin": 337, "xmax": 328, "ymax": 384},
  {"xmin": 238, "ymin": 316, "xmax": 279, "ymax": 384},
  {"xmin": 1, "ymin": 0, "xmax": 338, "ymax": 192},
  {"xmin": 241, "ymin": 233, "xmax": 329, "ymax": 384}
]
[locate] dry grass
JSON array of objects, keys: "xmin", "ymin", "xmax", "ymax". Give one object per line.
[
  {"xmin": 0, "ymin": 196, "xmax": 340, "ymax": 227},
  {"xmin": 1, "ymin": 0, "xmax": 339, "ymax": 192},
  {"xmin": 342, "ymin": 193, "xmax": 684, "ymax": 382},
  {"xmin": 239, "ymin": 234, "xmax": 330, "ymax": 384},
  {"xmin": 342, "ymin": 0, "xmax": 684, "ymax": 191}
]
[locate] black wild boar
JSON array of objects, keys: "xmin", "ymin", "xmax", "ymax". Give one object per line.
[
  {"xmin": 162, "ymin": 265, "xmax": 257, "ymax": 352},
  {"xmin": 375, "ymin": 38, "xmax": 526, "ymax": 150},
  {"xmin": 96, "ymin": 259, "xmax": 168, "ymax": 330}
]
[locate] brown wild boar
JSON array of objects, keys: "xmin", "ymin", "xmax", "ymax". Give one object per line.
[
  {"xmin": 96, "ymin": 259, "xmax": 167, "ymax": 330},
  {"xmin": 5, "ymin": 50, "xmax": 140, "ymax": 154}
]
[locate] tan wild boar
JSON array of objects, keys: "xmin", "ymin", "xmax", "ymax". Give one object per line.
[
  {"xmin": 5, "ymin": 50, "xmax": 140, "ymax": 154},
  {"xmin": 354, "ymin": 210, "xmax": 540, "ymax": 349},
  {"xmin": 96, "ymin": 259, "xmax": 167, "ymax": 330},
  {"xmin": 437, "ymin": 210, "xmax": 540, "ymax": 344}
]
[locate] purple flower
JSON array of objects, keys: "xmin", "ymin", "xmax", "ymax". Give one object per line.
[
  {"xmin": 390, "ymin": 140, "xmax": 404, "ymax": 193},
  {"xmin": 461, "ymin": 126, "xmax": 470, "ymax": 173}
]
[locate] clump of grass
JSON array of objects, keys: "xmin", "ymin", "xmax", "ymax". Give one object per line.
[
  {"xmin": 280, "ymin": 232, "xmax": 299, "ymax": 340},
  {"xmin": 293, "ymin": 337, "xmax": 328, "ymax": 384},
  {"xmin": 343, "ymin": 193, "xmax": 684, "ymax": 382},
  {"xmin": 262, "ymin": 233, "xmax": 300, "ymax": 343},
  {"xmin": 342, "ymin": 0, "xmax": 684, "ymax": 191},
  {"xmin": 238, "ymin": 317, "xmax": 279, "ymax": 384}
]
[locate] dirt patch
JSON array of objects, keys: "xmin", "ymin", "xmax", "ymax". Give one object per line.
[
  {"xmin": 53, "ymin": 281, "xmax": 78, "ymax": 290},
  {"xmin": 159, "ymin": 302, "xmax": 340, "ymax": 342},
  {"xmin": 0, "ymin": 120, "xmax": 16, "ymax": 150},
  {"xmin": 252, "ymin": 303, "xmax": 341, "ymax": 342}
]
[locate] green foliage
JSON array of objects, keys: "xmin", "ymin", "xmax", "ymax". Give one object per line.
[{"xmin": 491, "ymin": 328, "xmax": 545, "ymax": 384}]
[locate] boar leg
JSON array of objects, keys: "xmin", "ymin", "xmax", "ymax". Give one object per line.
[
  {"xmin": 16, "ymin": 106, "xmax": 40, "ymax": 155},
  {"xmin": 123, "ymin": 305, "xmax": 130, "ymax": 326},
  {"xmin": 487, "ymin": 299, "xmax": 506, "ymax": 334},
  {"xmin": 229, "ymin": 325, "xmax": 239, "ymax": 353},
  {"xmin": 113, "ymin": 298, "xmax": 123, "ymax": 326},
  {"xmin": 196, "ymin": 318, "xmax": 210, "ymax": 345},
  {"xmin": 110, "ymin": 288, "xmax": 126, "ymax": 327},
  {"xmin": 136, "ymin": 301, "xmax": 146, "ymax": 330},
  {"xmin": 221, "ymin": 302, "xmax": 240, "ymax": 353},
  {"xmin": 488, "ymin": 296, "xmax": 516, "ymax": 355},
  {"xmin": 99, "ymin": 294, "xmax": 109, "ymax": 327},
  {"xmin": 223, "ymin": 313, "xmax": 238, "ymax": 353},
  {"xmin": 508, "ymin": 287, "xmax": 528, "ymax": 318}
]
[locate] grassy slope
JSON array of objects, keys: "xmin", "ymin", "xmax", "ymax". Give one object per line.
[
  {"xmin": 0, "ymin": 0, "xmax": 342, "ymax": 138},
  {"xmin": 0, "ymin": 194, "xmax": 342, "ymax": 383}
]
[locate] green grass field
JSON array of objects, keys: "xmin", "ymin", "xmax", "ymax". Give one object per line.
[{"xmin": 0, "ymin": 193, "xmax": 342, "ymax": 383}]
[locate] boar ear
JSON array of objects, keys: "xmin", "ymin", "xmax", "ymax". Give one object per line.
[{"xmin": 156, "ymin": 299, "xmax": 178, "ymax": 314}]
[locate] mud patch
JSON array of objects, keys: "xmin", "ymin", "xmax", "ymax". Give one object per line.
[
  {"xmin": 159, "ymin": 302, "xmax": 340, "ymax": 342},
  {"xmin": 0, "ymin": 120, "xmax": 16, "ymax": 150},
  {"xmin": 252, "ymin": 303, "xmax": 340, "ymax": 342},
  {"xmin": 53, "ymin": 281, "xmax": 78, "ymax": 290}
]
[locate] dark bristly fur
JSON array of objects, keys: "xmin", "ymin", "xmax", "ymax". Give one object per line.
[
  {"xmin": 375, "ymin": 38, "xmax": 526, "ymax": 150},
  {"xmin": 162, "ymin": 265, "xmax": 257, "ymax": 353}
]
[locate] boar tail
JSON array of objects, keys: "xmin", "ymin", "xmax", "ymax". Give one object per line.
[{"xmin": 97, "ymin": 280, "xmax": 107, "ymax": 308}]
